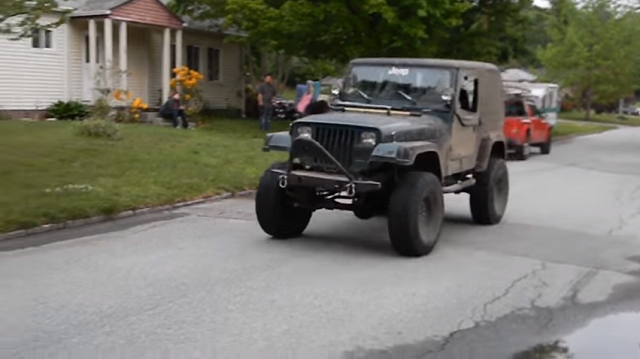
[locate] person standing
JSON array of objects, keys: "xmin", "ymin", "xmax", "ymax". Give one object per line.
[{"xmin": 257, "ymin": 73, "xmax": 277, "ymax": 131}]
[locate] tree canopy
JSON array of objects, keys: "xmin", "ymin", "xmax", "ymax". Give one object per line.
[
  {"xmin": 538, "ymin": 0, "xmax": 640, "ymax": 116},
  {"xmin": 0, "ymin": 0, "xmax": 69, "ymax": 40}
]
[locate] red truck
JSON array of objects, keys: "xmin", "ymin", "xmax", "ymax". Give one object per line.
[{"xmin": 504, "ymin": 93, "xmax": 553, "ymax": 160}]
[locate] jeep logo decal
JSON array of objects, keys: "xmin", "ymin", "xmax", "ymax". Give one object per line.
[{"xmin": 388, "ymin": 67, "xmax": 409, "ymax": 76}]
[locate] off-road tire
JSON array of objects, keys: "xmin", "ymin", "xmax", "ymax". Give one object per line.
[
  {"xmin": 469, "ymin": 157, "xmax": 509, "ymax": 225},
  {"xmin": 255, "ymin": 162, "xmax": 312, "ymax": 239},
  {"xmin": 539, "ymin": 131, "xmax": 552, "ymax": 155},
  {"xmin": 387, "ymin": 172, "xmax": 444, "ymax": 257},
  {"xmin": 514, "ymin": 133, "xmax": 531, "ymax": 161},
  {"xmin": 353, "ymin": 207, "xmax": 375, "ymax": 220}
]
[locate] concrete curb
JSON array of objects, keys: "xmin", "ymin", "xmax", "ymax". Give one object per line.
[{"xmin": 0, "ymin": 190, "xmax": 257, "ymax": 242}]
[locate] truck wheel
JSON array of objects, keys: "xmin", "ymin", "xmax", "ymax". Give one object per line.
[
  {"xmin": 469, "ymin": 157, "xmax": 509, "ymax": 225},
  {"xmin": 255, "ymin": 162, "xmax": 312, "ymax": 239},
  {"xmin": 540, "ymin": 131, "xmax": 552, "ymax": 155},
  {"xmin": 387, "ymin": 172, "xmax": 444, "ymax": 257},
  {"xmin": 514, "ymin": 134, "xmax": 531, "ymax": 161}
]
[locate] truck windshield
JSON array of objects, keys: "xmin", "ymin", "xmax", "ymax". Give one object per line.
[{"xmin": 339, "ymin": 65, "xmax": 455, "ymax": 111}]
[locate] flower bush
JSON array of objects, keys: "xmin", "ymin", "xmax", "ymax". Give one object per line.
[
  {"xmin": 113, "ymin": 89, "xmax": 148, "ymax": 123},
  {"xmin": 171, "ymin": 66, "xmax": 204, "ymax": 118}
]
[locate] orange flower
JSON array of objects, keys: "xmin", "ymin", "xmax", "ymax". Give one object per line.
[
  {"xmin": 127, "ymin": 91, "xmax": 133, "ymax": 100},
  {"xmin": 133, "ymin": 97, "xmax": 142, "ymax": 107},
  {"xmin": 134, "ymin": 113, "xmax": 140, "ymax": 119},
  {"xmin": 142, "ymin": 103, "xmax": 148, "ymax": 110},
  {"xmin": 184, "ymin": 94, "xmax": 192, "ymax": 101},
  {"xmin": 114, "ymin": 90, "xmax": 123, "ymax": 101}
]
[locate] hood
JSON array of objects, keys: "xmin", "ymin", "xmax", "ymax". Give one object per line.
[{"xmin": 295, "ymin": 111, "xmax": 447, "ymax": 142}]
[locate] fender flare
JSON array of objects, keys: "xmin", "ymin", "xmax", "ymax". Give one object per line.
[
  {"xmin": 475, "ymin": 133, "xmax": 506, "ymax": 172},
  {"xmin": 370, "ymin": 141, "xmax": 443, "ymax": 178},
  {"xmin": 262, "ymin": 131, "xmax": 291, "ymax": 152}
]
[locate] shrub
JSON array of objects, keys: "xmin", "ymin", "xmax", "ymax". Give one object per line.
[
  {"xmin": 77, "ymin": 118, "xmax": 121, "ymax": 140},
  {"xmin": 170, "ymin": 66, "xmax": 204, "ymax": 119},
  {"xmin": 46, "ymin": 100, "xmax": 89, "ymax": 120},
  {"xmin": 113, "ymin": 90, "xmax": 148, "ymax": 123}
]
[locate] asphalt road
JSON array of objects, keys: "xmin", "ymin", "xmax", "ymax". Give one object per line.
[{"xmin": 2, "ymin": 127, "xmax": 640, "ymax": 359}]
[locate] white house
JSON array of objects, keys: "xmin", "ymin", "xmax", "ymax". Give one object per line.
[{"xmin": 0, "ymin": 0, "xmax": 246, "ymax": 119}]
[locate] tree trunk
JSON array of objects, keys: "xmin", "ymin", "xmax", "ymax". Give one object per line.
[{"xmin": 584, "ymin": 87, "xmax": 592, "ymax": 120}]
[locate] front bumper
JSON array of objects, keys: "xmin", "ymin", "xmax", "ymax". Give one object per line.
[{"xmin": 274, "ymin": 136, "xmax": 381, "ymax": 195}]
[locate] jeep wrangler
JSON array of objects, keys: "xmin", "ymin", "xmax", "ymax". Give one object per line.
[{"xmin": 256, "ymin": 58, "xmax": 509, "ymax": 257}]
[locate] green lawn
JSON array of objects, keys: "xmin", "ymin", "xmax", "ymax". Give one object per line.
[
  {"xmin": 552, "ymin": 121, "xmax": 615, "ymax": 138},
  {"xmin": 560, "ymin": 111, "xmax": 640, "ymax": 126},
  {"xmin": 0, "ymin": 119, "xmax": 288, "ymax": 233}
]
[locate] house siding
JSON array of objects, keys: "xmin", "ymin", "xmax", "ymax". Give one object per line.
[
  {"xmin": 111, "ymin": 0, "xmax": 183, "ymax": 29},
  {"xmin": 0, "ymin": 14, "xmax": 69, "ymax": 111},
  {"xmin": 148, "ymin": 30, "xmax": 244, "ymax": 110}
]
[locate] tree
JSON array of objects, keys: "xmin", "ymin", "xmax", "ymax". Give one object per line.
[
  {"xmin": 0, "ymin": 0, "xmax": 69, "ymax": 40},
  {"xmin": 539, "ymin": 0, "xmax": 640, "ymax": 118}
]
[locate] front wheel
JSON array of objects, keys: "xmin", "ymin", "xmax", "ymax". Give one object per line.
[
  {"xmin": 387, "ymin": 172, "xmax": 444, "ymax": 257},
  {"xmin": 514, "ymin": 134, "xmax": 531, "ymax": 161},
  {"xmin": 255, "ymin": 163, "xmax": 313, "ymax": 239},
  {"xmin": 469, "ymin": 157, "xmax": 509, "ymax": 225}
]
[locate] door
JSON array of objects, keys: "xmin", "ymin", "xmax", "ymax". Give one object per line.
[
  {"xmin": 528, "ymin": 103, "xmax": 546, "ymax": 143},
  {"xmin": 449, "ymin": 70, "xmax": 480, "ymax": 172},
  {"xmin": 82, "ymin": 32, "xmax": 104, "ymax": 102}
]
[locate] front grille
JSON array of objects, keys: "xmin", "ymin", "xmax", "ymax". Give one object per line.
[{"xmin": 311, "ymin": 125, "xmax": 360, "ymax": 168}]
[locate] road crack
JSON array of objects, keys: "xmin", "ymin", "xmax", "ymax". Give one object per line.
[{"xmin": 415, "ymin": 262, "xmax": 548, "ymax": 358}]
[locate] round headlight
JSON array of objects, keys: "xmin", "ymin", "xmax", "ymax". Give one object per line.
[
  {"xmin": 295, "ymin": 126, "xmax": 312, "ymax": 139},
  {"xmin": 361, "ymin": 131, "xmax": 377, "ymax": 146}
]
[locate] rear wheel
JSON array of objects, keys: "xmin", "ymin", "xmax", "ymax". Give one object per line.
[
  {"xmin": 469, "ymin": 157, "xmax": 509, "ymax": 225},
  {"xmin": 387, "ymin": 172, "xmax": 444, "ymax": 257},
  {"xmin": 255, "ymin": 162, "xmax": 313, "ymax": 239}
]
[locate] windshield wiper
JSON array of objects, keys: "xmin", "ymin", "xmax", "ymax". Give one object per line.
[
  {"xmin": 355, "ymin": 89, "xmax": 372, "ymax": 103},
  {"xmin": 397, "ymin": 90, "xmax": 416, "ymax": 105}
]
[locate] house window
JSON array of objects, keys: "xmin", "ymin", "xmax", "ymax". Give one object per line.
[
  {"xmin": 170, "ymin": 43, "xmax": 176, "ymax": 78},
  {"xmin": 186, "ymin": 45, "xmax": 200, "ymax": 72},
  {"xmin": 32, "ymin": 29, "xmax": 52, "ymax": 49},
  {"xmin": 207, "ymin": 47, "xmax": 221, "ymax": 81}
]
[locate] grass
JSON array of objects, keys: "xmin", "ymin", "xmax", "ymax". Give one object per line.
[
  {"xmin": 0, "ymin": 119, "xmax": 289, "ymax": 233},
  {"xmin": 560, "ymin": 111, "xmax": 640, "ymax": 126},
  {"xmin": 552, "ymin": 121, "xmax": 615, "ymax": 138}
]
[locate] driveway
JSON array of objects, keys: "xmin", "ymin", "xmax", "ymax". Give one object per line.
[{"xmin": 2, "ymin": 127, "xmax": 640, "ymax": 359}]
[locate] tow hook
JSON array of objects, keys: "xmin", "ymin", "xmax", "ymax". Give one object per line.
[
  {"xmin": 278, "ymin": 174, "xmax": 288, "ymax": 189},
  {"xmin": 345, "ymin": 183, "xmax": 356, "ymax": 197}
]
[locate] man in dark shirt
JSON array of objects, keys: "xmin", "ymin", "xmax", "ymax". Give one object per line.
[
  {"xmin": 159, "ymin": 91, "xmax": 190, "ymax": 129},
  {"xmin": 257, "ymin": 73, "xmax": 277, "ymax": 131}
]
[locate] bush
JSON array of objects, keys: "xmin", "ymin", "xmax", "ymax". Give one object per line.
[
  {"xmin": 46, "ymin": 100, "xmax": 89, "ymax": 120},
  {"xmin": 77, "ymin": 118, "xmax": 121, "ymax": 140}
]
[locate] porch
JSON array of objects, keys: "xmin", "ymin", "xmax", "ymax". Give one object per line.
[{"xmin": 70, "ymin": 17, "xmax": 181, "ymax": 107}]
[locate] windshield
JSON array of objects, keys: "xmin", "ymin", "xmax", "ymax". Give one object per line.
[{"xmin": 339, "ymin": 65, "xmax": 455, "ymax": 110}]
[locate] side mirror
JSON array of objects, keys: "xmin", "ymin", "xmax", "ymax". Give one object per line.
[{"xmin": 441, "ymin": 88, "xmax": 453, "ymax": 104}]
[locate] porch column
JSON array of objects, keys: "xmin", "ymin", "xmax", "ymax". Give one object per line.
[
  {"xmin": 104, "ymin": 18, "xmax": 113, "ymax": 90},
  {"xmin": 161, "ymin": 27, "xmax": 171, "ymax": 101},
  {"xmin": 88, "ymin": 19, "xmax": 97, "ymax": 102},
  {"xmin": 119, "ymin": 21, "xmax": 128, "ymax": 90},
  {"xmin": 175, "ymin": 29, "xmax": 183, "ymax": 70}
]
